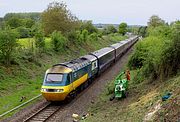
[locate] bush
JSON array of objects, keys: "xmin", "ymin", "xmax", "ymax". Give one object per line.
[
  {"xmin": 160, "ymin": 23, "xmax": 180, "ymax": 78},
  {"xmin": 88, "ymin": 32, "xmax": 98, "ymax": 42},
  {"xmin": 34, "ymin": 30, "xmax": 45, "ymax": 53},
  {"xmin": 16, "ymin": 26, "xmax": 30, "ymax": 38},
  {"xmin": 0, "ymin": 28, "xmax": 18, "ymax": 66},
  {"xmin": 128, "ymin": 36, "xmax": 164, "ymax": 80},
  {"xmin": 51, "ymin": 31, "xmax": 67, "ymax": 52}
]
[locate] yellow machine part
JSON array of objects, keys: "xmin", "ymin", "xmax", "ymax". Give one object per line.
[{"xmin": 41, "ymin": 74, "xmax": 88, "ymax": 101}]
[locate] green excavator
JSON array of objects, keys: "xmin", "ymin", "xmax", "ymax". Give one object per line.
[
  {"xmin": 110, "ymin": 71, "xmax": 129, "ymax": 100},
  {"xmin": 114, "ymin": 72, "xmax": 128, "ymax": 98}
]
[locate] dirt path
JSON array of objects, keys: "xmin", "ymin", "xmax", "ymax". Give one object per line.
[{"xmin": 47, "ymin": 48, "xmax": 134, "ymax": 122}]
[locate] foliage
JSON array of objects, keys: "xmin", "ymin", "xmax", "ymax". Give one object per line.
[
  {"xmin": 102, "ymin": 25, "xmax": 117, "ymax": 35},
  {"xmin": 88, "ymin": 32, "xmax": 98, "ymax": 42},
  {"xmin": 6, "ymin": 17, "xmax": 23, "ymax": 29},
  {"xmin": 34, "ymin": 30, "xmax": 45, "ymax": 53},
  {"xmin": 41, "ymin": 1, "xmax": 80, "ymax": 35},
  {"xmin": 128, "ymin": 19, "xmax": 180, "ymax": 81},
  {"xmin": 66, "ymin": 30, "xmax": 78, "ymax": 44},
  {"xmin": 138, "ymin": 26, "xmax": 147, "ymax": 37},
  {"xmin": 81, "ymin": 29, "xmax": 89, "ymax": 42},
  {"xmin": 4, "ymin": 12, "xmax": 41, "ymax": 21},
  {"xmin": 0, "ymin": 28, "xmax": 18, "ymax": 66},
  {"xmin": 24, "ymin": 18, "xmax": 35, "ymax": 28},
  {"xmin": 51, "ymin": 31, "xmax": 67, "ymax": 52},
  {"xmin": 160, "ymin": 23, "xmax": 180, "ymax": 78},
  {"xmin": 16, "ymin": 26, "xmax": 30, "ymax": 38},
  {"xmin": 147, "ymin": 15, "xmax": 165, "ymax": 28},
  {"xmin": 80, "ymin": 21, "xmax": 98, "ymax": 34},
  {"xmin": 119, "ymin": 22, "xmax": 127, "ymax": 35}
]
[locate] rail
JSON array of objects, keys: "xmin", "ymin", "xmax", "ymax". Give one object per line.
[{"xmin": 0, "ymin": 94, "xmax": 42, "ymax": 118}]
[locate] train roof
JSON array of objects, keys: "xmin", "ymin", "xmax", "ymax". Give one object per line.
[
  {"xmin": 46, "ymin": 65, "xmax": 72, "ymax": 74},
  {"xmin": 90, "ymin": 47, "xmax": 114, "ymax": 58},
  {"xmin": 81, "ymin": 54, "xmax": 97, "ymax": 61},
  {"xmin": 110, "ymin": 42, "xmax": 124, "ymax": 49},
  {"xmin": 53, "ymin": 57, "xmax": 91, "ymax": 72}
]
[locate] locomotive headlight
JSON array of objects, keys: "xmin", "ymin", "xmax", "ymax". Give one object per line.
[
  {"xmin": 56, "ymin": 89, "xmax": 64, "ymax": 92},
  {"xmin": 41, "ymin": 88, "xmax": 46, "ymax": 92}
]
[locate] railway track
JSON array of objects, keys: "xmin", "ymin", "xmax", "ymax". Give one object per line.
[{"xmin": 23, "ymin": 103, "xmax": 62, "ymax": 122}]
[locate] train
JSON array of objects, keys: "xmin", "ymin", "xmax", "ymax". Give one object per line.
[{"xmin": 41, "ymin": 36, "xmax": 139, "ymax": 101}]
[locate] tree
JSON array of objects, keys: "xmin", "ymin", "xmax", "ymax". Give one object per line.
[
  {"xmin": 41, "ymin": 2, "xmax": 80, "ymax": 35},
  {"xmin": 147, "ymin": 15, "xmax": 165, "ymax": 27},
  {"xmin": 80, "ymin": 21, "xmax": 98, "ymax": 34},
  {"xmin": 119, "ymin": 22, "xmax": 127, "ymax": 35},
  {"xmin": 6, "ymin": 17, "xmax": 22, "ymax": 28},
  {"xmin": 16, "ymin": 26, "xmax": 30, "ymax": 38},
  {"xmin": 35, "ymin": 30, "xmax": 45, "ymax": 54},
  {"xmin": 103, "ymin": 25, "xmax": 117, "ymax": 34},
  {"xmin": 51, "ymin": 31, "xmax": 67, "ymax": 52},
  {"xmin": 24, "ymin": 18, "xmax": 35, "ymax": 28},
  {"xmin": 0, "ymin": 28, "xmax": 18, "ymax": 66}
]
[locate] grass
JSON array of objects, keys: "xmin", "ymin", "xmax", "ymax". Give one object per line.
[
  {"xmin": 83, "ymin": 70, "xmax": 180, "ymax": 122},
  {"xmin": 0, "ymin": 34, "xmax": 127, "ymax": 120},
  {"xmin": 18, "ymin": 37, "xmax": 52, "ymax": 49}
]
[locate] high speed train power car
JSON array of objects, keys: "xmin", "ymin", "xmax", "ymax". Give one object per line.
[{"xmin": 41, "ymin": 36, "xmax": 139, "ymax": 101}]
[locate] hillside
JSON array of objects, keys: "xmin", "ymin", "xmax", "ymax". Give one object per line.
[{"xmin": 82, "ymin": 70, "xmax": 180, "ymax": 122}]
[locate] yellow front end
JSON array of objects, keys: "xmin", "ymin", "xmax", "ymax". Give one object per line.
[{"xmin": 41, "ymin": 85, "xmax": 73, "ymax": 101}]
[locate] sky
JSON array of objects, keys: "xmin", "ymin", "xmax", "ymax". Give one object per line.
[{"xmin": 0, "ymin": 0, "xmax": 179, "ymax": 25}]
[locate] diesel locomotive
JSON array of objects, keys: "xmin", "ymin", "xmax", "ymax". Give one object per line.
[{"xmin": 41, "ymin": 36, "xmax": 139, "ymax": 101}]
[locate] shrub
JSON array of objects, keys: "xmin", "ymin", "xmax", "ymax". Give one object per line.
[
  {"xmin": 51, "ymin": 31, "xmax": 67, "ymax": 52},
  {"xmin": 16, "ymin": 26, "xmax": 30, "ymax": 38},
  {"xmin": 128, "ymin": 36, "xmax": 164, "ymax": 80},
  {"xmin": 160, "ymin": 23, "xmax": 180, "ymax": 78},
  {"xmin": 88, "ymin": 32, "xmax": 98, "ymax": 42},
  {"xmin": 0, "ymin": 28, "xmax": 18, "ymax": 66},
  {"xmin": 34, "ymin": 30, "xmax": 45, "ymax": 54}
]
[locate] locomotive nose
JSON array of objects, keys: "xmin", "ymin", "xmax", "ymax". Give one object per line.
[
  {"xmin": 41, "ymin": 87, "xmax": 68, "ymax": 101},
  {"xmin": 41, "ymin": 92, "xmax": 68, "ymax": 101}
]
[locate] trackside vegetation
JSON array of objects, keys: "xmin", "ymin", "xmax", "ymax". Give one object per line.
[{"xmin": 83, "ymin": 16, "xmax": 180, "ymax": 122}]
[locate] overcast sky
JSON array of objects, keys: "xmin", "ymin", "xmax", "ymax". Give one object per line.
[{"xmin": 0, "ymin": 0, "xmax": 179, "ymax": 25}]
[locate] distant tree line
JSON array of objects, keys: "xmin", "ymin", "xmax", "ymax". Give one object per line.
[{"xmin": 0, "ymin": 1, "xmax": 130, "ymax": 67}]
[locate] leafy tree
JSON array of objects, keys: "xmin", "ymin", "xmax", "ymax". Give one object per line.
[
  {"xmin": 147, "ymin": 15, "xmax": 165, "ymax": 27},
  {"xmin": 4, "ymin": 12, "xmax": 41, "ymax": 21},
  {"xmin": 41, "ymin": 2, "xmax": 80, "ymax": 35},
  {"xmin": 6, "ymin": 17, "xmax": 22, "ymax": 28},
  {"xmin": 16, "ymin": 26, "xmax": 30, "ymax": 38},
  {"xmin": 24, "ymin": 18, "xmax": 35, "ymax": 28},
  {"xmin": 51, "ymin": 31, "xmax": 67, "ymax": 52},
  {"xmin": 160, "ymin": 23, "xmax": 180, "ymax": 77},
  {"xmin": 103, "ymin": 25, "xmax": 117, "ymax": 34},
  {"xmin": 138, "ymin": 26, "xmax": 147, "ymax": 37},
  {"xmin": 80, "ymin": 21, "xmax": 98, "ymax": 34},
  {"xmin": 0, "ymin": 28, "xmax": 18, "ymax": 66},
  {"xmin": 35, "ymin": 30, "xmax": 45, "ymax": 53},
  {"xmin": 119, "ymin": 22, "xmax": 127, "ymax": 35}
]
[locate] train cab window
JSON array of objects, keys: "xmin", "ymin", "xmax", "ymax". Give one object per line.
[{"xmin": 46, "ymin": 74, "xmax": 63, "ymax": 82}]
